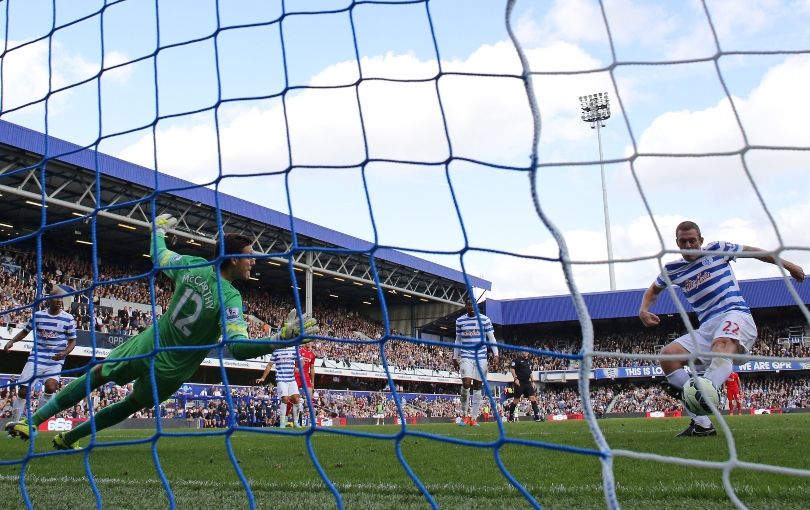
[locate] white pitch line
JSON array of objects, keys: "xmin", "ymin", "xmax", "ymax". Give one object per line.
[
  {"xmin": 0, "ymin": 474, "xmax": 521, "ymax": 495},
  {"xmin": 2, "ymin": 474, "xmax": 807, "ymax": 497}
]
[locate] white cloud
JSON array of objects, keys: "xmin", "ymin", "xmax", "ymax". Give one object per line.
[
  {"xmin": 740, "ymin": 55, "xmax": 810, "ymax": 146},
  {"xmin": 1, "ymin": 40, "xmax": 132, "ymax": 112},
  {"xmin": 635, "ymin": 95, "xmax": 743, "ymax": 154},
  {"xmin": 624, "ymin": 55, "xmax": 810, "ymax": 196},
  {"xmin": 113, "ymin": 39, "xmax": 606, "ymax": 181},
  {"xmin": 1, "ymin": 40, "xmax": 56, "ymax": 110}
]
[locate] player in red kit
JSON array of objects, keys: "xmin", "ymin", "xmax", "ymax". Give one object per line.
[
  {"xmin": 724, "ymin": 371, "xmax": 742, "ymax": 415},
  {"xmin": 293, "ymin": 344, "xmax": 316, "ymax": 426}
]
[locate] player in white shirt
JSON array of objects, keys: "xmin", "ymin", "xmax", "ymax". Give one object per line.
[
  {"xmin": 453, "ymin": 298, "xmax": 498, "ymax": 427},
  {"xmin": 639, "ymin": 221, "xmax": 804, "ymax": 436},
  {"xmin": 3, "ymin": 285, "xmax": 76, "ymax": 426},
  {"xmin": 258, "ymin": 346, "xmax": 301, "ymax": 428}
]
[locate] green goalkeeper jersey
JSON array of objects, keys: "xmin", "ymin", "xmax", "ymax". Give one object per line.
[{"xmin": 107, "ymin": 234, "xmax": 250, "ymax": 383}]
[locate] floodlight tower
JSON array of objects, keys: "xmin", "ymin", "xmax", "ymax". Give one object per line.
[{"xmin": 579, "ymin": 92, "xmax": 616, "ymax": 291}]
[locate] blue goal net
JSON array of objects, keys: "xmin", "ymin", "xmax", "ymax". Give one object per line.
[{"xmin": 1, "ymin": 1, "xmax": 810, "ymax": 509}]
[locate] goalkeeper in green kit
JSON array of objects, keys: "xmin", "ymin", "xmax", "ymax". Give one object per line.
[{"xmin": 6, "ymin": 214, "xmax": 318, "ymax": 449}]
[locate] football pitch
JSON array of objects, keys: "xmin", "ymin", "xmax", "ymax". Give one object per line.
[{"xmin": 1, "ymin": 414, "xmax": 808, "ymax": 510}]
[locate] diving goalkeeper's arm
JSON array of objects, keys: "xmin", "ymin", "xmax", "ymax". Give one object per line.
[{"xmin": 228, "ymin": 308, "xmax": 320, "ymax": 361}]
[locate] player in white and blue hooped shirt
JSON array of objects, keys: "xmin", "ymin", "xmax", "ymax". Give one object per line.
[
  {"xmin": 654, "ymin": 240, "xmax": 751, "ymax": 324},
  {"xmin": 639, "ymin": 221, "xmax": 805, "ymax": 437},
  {"xmin": 3, "ymin": 286, "xmax": 76, "ymax": 424},
  {"xmin": 453, "ymin": 298, "xmax": 498, "ymax": 426},
  {"xmin": 267, "ymin": 346, "xmax": 301, "ymax": 428}
]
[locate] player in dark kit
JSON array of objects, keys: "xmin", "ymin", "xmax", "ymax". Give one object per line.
[{"xmin": 507, "ymin": 351, "xmax": 543, "ymax": 422}]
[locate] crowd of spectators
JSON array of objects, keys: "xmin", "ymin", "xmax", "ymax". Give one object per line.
[
  {"xmin": 741, "ymin": 375, "xmax": 810, "ymax": 409},
  {"xmin": 751, "ymin": 325, "xmax": 810, "ymax": 358},
  {"xmin": 601, "ymin": 375, "xmax": 810, "ymax": 413},
  {"xmin": 609, "ymin": 384, "xmax": 682, "ymax": 414},
  {"xmin": 0, "ymin": 378, "xmax": 163, "ymax": 421}
]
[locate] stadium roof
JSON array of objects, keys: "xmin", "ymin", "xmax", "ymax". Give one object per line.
[
  {"xmin": 486, "ymin": 278, "xmax": 810, "ymax": 326},
  {"xmin": 0, "ymin": 120, "xmax": 489, "ymax": 302}
]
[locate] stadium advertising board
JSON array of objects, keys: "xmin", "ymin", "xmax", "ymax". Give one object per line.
[
  {"xmin": 74, "ymin": 331, "xmax": 130, "ymax": 349},
  {"xmin": 318, "ymin": 366, "xmax": 458, "ymax": 384},
  {"xmin": 593, "ymin": 366, "xmax": 666, "ymax": 379},
  {"xmin": 645, "ymin": 411, "xmax": 682, "ymax": 418},
  {"xmin": 316, "ymin": 417, "xmax": 347, "ymax": 427},
  {"xmin": 550, "ymin": 413, "xmax": 584, "ymax": 421},
  {"xmin": 3, "ymin": 328, "xmax": 808, "ymax": 382},
  {"xmin": 593, "ymin": 361, "xmax": 810, "ymax": 380},
  {"xmin": 37, "ymin": 417, "xmax": 87, "ymax": 432},
  {"xmin": 735, "ymin": 360, "xmax": 810, "ymax": 372}
]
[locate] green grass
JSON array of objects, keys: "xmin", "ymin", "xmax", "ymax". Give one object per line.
[{"xmin": 2, "ymin": 414, "xmax": 809, "ymax": 509}]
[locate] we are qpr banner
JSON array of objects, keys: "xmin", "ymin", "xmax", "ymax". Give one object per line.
[{"xmin": 593, "ymin": 360, "xmax": 810, "ymax": 380}]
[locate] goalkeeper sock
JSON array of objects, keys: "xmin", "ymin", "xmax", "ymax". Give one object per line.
[
  {"xmin": 32, "ymin": 369, "xmax": 103, "ymax": 427},
  {"xmin": 704, "ymin": 357, "xmax": 733, "ymax": 389},
  {"xmin": 460, "ymin": 387, "xmax": 470, "ymax": 416},
  {"xmin": 64, "ymin": 396, "xmax": 141, "ymax": 445},
  {"xmin": 279, "ymin": 402, "xmax": 288, "ymax": 427},
  {"xmin": 666, "ymin": 368, "xmax": 690, "ymax": 389},
  {"xmin": 470, "ymin": 390, "xmax": 482, "ymax": 419}
]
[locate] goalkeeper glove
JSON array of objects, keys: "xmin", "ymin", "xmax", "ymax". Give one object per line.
[
  {"xmin": 277, "ymin": 308, "xmax": 320, "ymax": 340},
  {"xmin": 153, "ymin": 213, "xmax": 178, "ymax": 236}
]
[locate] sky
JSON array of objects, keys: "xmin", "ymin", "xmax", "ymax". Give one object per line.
[{"xmin": 1, "ymin": 0, "xmax": 809, "ymax": 300}]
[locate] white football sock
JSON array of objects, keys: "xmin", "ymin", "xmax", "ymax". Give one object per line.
[
  {"xmin": 278, "ymin": 402, "xmax": 288, "ymax": 427},
  {"xmin": 460, "ymin": 387, "xmax": 470, "ymax": 416},
  {"xmin": 39, "ymin": 392, "xmax": 53, "ymax": 407},
  {"xmin": 682, "ymin": 405, "xmax": 712, "ymax": 428},
  {"xmin": 693, "ymin": 415, "xmax": 712, "ymax": 428},
  {"xmin": 292, "ymin": 403, "xmax": 301, "ymax": 425},
  {"xmin": 11, "ymin": 398, "xmax": 24, "ymax": 421},
  {"xmin": 666, "ymin": 368, "xmax": 690, "ymax": 389},
  {"xmin": 704, "ymin": 357, "xmax": 733, "ymax": 389},
  {"xmin": 470, "ymin": 390, "xmax": 482, "ymax": 420}
]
